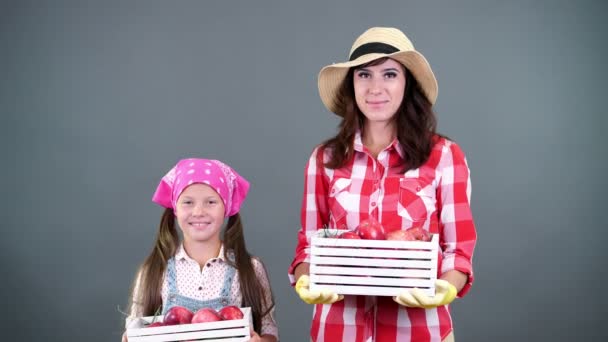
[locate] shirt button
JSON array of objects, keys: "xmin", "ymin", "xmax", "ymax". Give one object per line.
[
  {"xmin": 212, "ymin": 259, "xmax": 217, "ymax": 262},
  {"xmin": 207, "ymin": 263, "xmax": 211, "ymax": 267},
  {"xmin": 198, "ymin": 286, "xmax": 202, "ymax": 291},
  {"xmin": 371, "ymin": 202, "xmax": 376, "ymax": 207}
]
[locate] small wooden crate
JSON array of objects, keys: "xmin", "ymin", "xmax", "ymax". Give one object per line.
[
  {"xmin": 126, "ymin": 307, "xmax": 251, "ymax": 342},
  {"xmin": 310, "ymin": 230, "xmax": 438, "ymax": 297}
]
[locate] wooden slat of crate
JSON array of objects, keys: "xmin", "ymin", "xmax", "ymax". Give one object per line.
[
  {"xmin": 127, "ymin": 308, "xmax": 251, "ymax": 342},
  {"xmin": 309, "ymin": 233, "xmax": 439, "ymax": 297}
]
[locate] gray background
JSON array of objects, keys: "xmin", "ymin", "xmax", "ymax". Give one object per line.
[{"xmin": 1, "ymin": 0, "xmax": 606, "ymax": 341}]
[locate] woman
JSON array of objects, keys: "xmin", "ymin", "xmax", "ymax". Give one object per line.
[{"xmin": 288, "ymin": 27, "xmax": 477, "ymax": 342}]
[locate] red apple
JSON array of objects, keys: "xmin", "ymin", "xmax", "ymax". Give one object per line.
[
  {"xmin": 406, "ymin": 227, "xmax": 431, "ymax": 241},
  {"xmin": 386, "ymin": 227, "xmax": 431, "ymax": 242},
  {"xmin": 386, "ymin": 230, "xmax": 415, "ymax": 241},
  {"xmin": 147, "ymin": 322, "xmax": 165, "ymax": 328},
  {"xmin": 163, "ymin": 306, "xmax": 194, "ymax": 325},
  {"xmin": 338, "ymin": 231, "xmax": 361, "ymax": 239},
  {"xmin": 218, "ymin": 306, "xmax": 244, "ymax": 320},
  {"xmin": 191, "ymin": 307, "xmax": 223, "ymax": 323},
  {"xmin": 356, "ymin": 219, "xmax": 386, "ymax": 240}
]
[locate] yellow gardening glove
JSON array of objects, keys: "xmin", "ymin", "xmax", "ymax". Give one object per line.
[
  {"xmin": 393, "ymin": 279, "xmax": 457, "ymax": 309},
  {"xmin": 295, "ymin": 275, "xmax": 344, "ymax": 305}
]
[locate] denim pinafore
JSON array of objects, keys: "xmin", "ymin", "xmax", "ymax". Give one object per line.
[{"xmin": 161, "ymin": 256, "xmax": 237, "ymax": 315}]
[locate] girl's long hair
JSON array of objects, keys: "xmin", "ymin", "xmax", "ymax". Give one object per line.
[
  {"xmin": 128, "ymin": 208, "xmax": 179, "ymax": 317},
  {"xmin": 223, "ymin": 213, "xmax": 274, "ymax": 334},
  {"xmin": 127, "ymin": 209, "xmax": 274, "ymax": 334},
  {"xmin": 322, "ymin": 57, "xmax": 440, "ymax": 170}
]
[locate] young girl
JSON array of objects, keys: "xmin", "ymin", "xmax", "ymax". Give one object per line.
[{"xmin": 124, "ymin": 158, "xmax": 278, "ymax": 341}]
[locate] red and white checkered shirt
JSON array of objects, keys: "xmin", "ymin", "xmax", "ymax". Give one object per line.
[{"xmin": 288, "ymin": 132, "xmax": 477, "ymax": 342}]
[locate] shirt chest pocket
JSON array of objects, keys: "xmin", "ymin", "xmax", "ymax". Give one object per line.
[
  {"xmin": 328, "ymin": 178, "xmax": 356, "ymax": 226},
  {"xmin": 398, "ymin": 178, "xmax": 437, "ymax": 224}
]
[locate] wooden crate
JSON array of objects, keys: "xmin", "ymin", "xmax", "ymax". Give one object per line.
[
  {"xmin": 310, "ymin": 230, "xmax": 438, "ymax": 297},
  {"xmin": 126, "ymin": 307, "xmax": 251, "ymax": 342}
]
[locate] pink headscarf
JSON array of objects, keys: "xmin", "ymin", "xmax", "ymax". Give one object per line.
[{"xmin": 152, "ymin": 158, "xmax": 250, "ymax": 217}]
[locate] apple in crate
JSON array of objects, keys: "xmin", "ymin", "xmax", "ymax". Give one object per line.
[
  {"xmin": 147, "ymin": 322, "xmax": 165, "ymax": 328},
  {"xmin": 386, "ymin": 227, "xmax": 431, "ymax": 241},
  {"xmin": 218, "ymin": 306, "xmax": 244, "ymax": 320},
  {"xmin": 163, "ymin": 306, "xmax": 194, "ymax": 325},
  {"xmin": 386, "ymin": 229, "xmax": 415, "ymax": 241},
  {"xmin": 356, "ymin": 218, "xmax": 386, "ymax": 240},
  {"xmin": 338, "ymin": 231, "xmax": 361, "ymax": 239},
  {"xmin": 405, "ymin": 227, "xmax": 431, "ymax": 241},
  {"xmin": 191, "ymin": 307, "xmax": 223, "ymax": 323}
]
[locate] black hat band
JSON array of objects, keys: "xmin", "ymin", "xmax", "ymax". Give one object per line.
[{"xmin": 349, "ymin": 42, "xmax": 399, "ymax": 61}]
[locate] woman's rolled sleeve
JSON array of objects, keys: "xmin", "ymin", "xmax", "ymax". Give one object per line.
[
  {"xmin": 438, "ymin": 142, "xmax": 477, "ymax": 297},
  {"xmin": 288, "ymin": 147, "xmax": 329, "ymax": 285}
]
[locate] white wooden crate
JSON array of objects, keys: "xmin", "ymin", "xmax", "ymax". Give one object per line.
[
  {"xmin": 126, "ymin": 307, "xmax": 251, "ymax": 342},
  {"xmin": 310, "ymin": 230, "xmax": 438, "ymax": 297}
]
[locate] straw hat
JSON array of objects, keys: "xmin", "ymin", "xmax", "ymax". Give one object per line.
[{"xmin": 318, "ymin": 27, "xmax": 438, "ymax": 116}]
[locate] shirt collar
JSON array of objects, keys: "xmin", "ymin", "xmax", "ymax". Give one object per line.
[
  {"xmin": 392, "ymin": 138, "xmax": 405, "ymax": 159},
  {"xmin": 175, "ymin": 243, "xmax": 226, "ymax": 262},
  {"xmin": 353, "ymin": 130, "xmax": 404, "ymax": 159},
  {"xmin": 354, "ymin": 130, "xmax": 365, "ymax": 152}
]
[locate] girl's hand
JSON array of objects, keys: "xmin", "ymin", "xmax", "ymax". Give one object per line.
[
  {"xmin": 249, "ymin": 328, "xmax": 278, "ymax": 342},
  {"xmin": 249, "ymin": 329, "xmax": 262, "ymax": 342},
  {"xmin": 121, "ymin": 332, "xmax": 128, "ymax": 342}
]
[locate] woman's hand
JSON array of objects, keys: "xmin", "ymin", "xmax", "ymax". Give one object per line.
[
  {"xmin": 295, "ymin": 274, "xmax": 344, "ymax": 305},
  {"xmin": 294, "ymin": 262, "xmax": 343, "ymax": 305},
  {"xmin": 121, "ymin": 331, "xmax": 128, "ymax": 342},
  {"xmin": 393, "ymin": 279, "xmax": 457, "ymax": 309}
]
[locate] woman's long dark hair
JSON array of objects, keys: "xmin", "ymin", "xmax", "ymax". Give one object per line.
[
  {"xmin": 322, "ymin": 57, "xmax": 440, "ymax": 170},
  {"xmin": 127, "ymin": 209, "xmax": 274, "ymax": 334}
]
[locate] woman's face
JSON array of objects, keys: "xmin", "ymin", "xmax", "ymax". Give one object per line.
[
  {"xmin": 174, "ymin": 183, "xmax": 225, "ymax": 245},
  {"xmin": 353, "ymin": 58, "xmax": 406, "ymax": 125}
]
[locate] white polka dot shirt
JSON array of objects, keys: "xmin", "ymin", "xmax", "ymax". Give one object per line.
[{"xmin": 127, "ymin": 244, "xmax": 278, "ymax": 338}]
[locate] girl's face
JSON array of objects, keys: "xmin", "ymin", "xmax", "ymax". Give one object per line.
[
  {"xmin": 353, "ymin": 58, "xmax": 406, "ymax": 125},
  {"xmin": 175, "ymin": 183, "xmax": 225, "ymax": 245}
]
